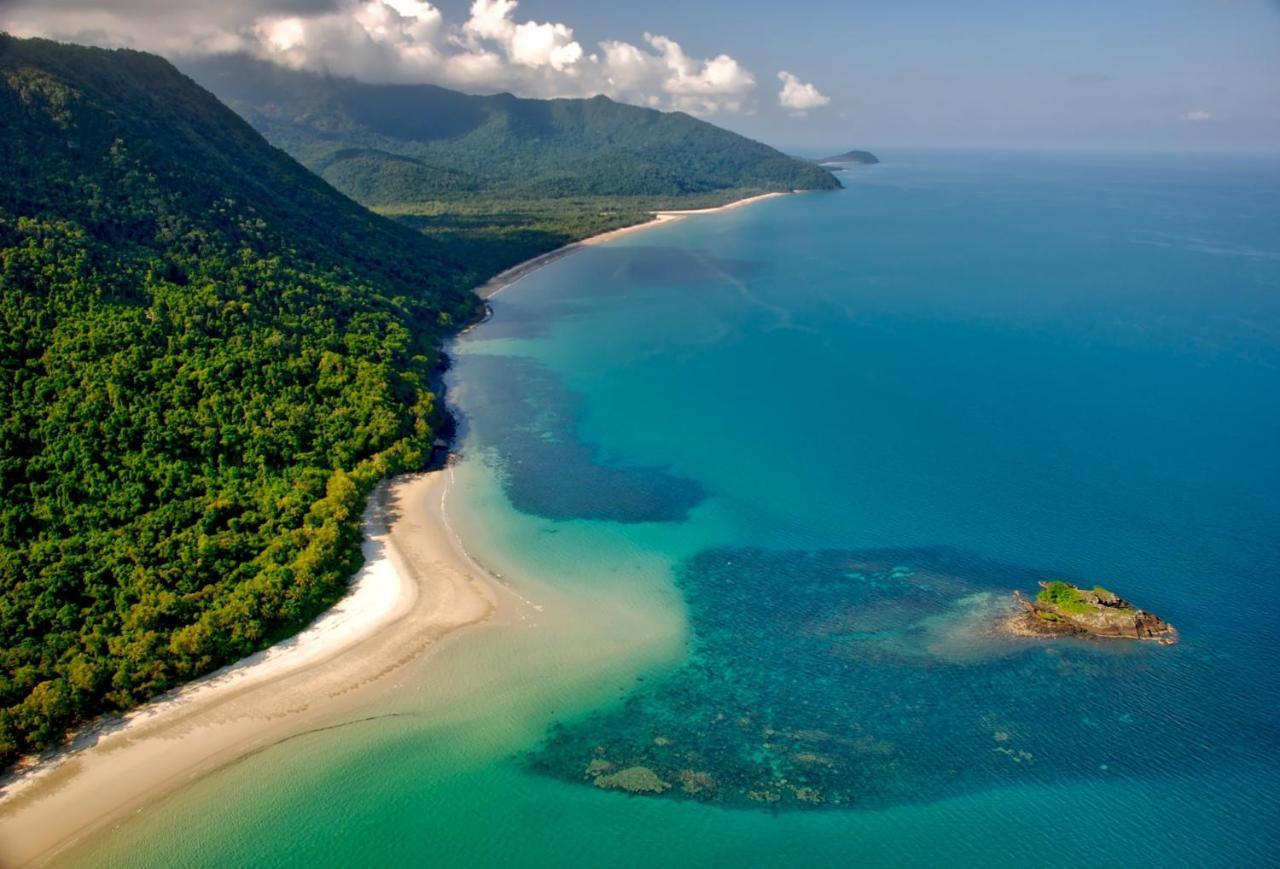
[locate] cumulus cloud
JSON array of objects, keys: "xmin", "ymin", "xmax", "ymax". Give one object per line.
[
  {"xmin": 1179, "ymin": 110, "xmax": 1213, "ymax": 122},
  {"xmin": 461, "ymin": 0, "xmax": 582, "ymax": 72},
  {"xmin": 0, "ymin": 0, "xmax": 769, "ymax": 114},
  {"xmin": 598, "ymin": 34, "xmax": 754, "ymax": 114},
  {"xmin": 777, "ymin": 70, "xmax": 829, "ymax": 113}
]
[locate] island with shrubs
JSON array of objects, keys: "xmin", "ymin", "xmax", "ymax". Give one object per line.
[{"xmin": 1010, "ymin": 581, "xmax": 1178, "ymax": 644}]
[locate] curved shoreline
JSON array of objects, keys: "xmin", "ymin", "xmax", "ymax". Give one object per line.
[
  {"xmin": 475, "ymin": 191, "xmax": 787, "ymax": 299},
  {"xmin": 0, "ymin": 471, "xmax": 507, "ymax": 867}
]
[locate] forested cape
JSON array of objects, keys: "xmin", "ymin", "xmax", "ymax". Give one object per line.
[
  {"xmin": 0, "ymin": 35, "xmax": 478, "ymax": 766},
  {"xmin": 182, "ymin": 55, "xmax": 841, "ymax": 206}
]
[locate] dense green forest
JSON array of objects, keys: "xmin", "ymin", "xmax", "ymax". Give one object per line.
[
  {"xmin": 0, "ymin": 35, "xmax": 484, "ymax": 766},
  {"xmin": 182, "ymin": 55, "xmax": 840, "ymax": 252}
]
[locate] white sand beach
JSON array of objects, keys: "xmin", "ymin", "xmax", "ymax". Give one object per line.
[{"xmin": 475, "ymin": 191, "xmax": 787, "ymax": 298}]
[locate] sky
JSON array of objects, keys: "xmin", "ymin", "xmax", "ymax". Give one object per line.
[{"xmin": 2, "ymin": 0, "xmax": 1278, "ymax": 152}]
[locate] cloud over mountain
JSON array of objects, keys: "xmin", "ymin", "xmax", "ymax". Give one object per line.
[{"xmin": 1, "ymin": 0, "xmax": 798, "ymax": 115}]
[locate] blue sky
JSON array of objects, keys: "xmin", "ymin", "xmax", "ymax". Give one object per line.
[
  {"xmin": 5, "ymin": 0, "xmax": 1278, "ymax": 151},
  {"xmin": 503, "ymin": 0, "xmax": 1280, "ymax": 151}
]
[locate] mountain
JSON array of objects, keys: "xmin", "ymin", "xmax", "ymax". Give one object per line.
[
  {"xmin": 0, "ymin": 35, "xmax": 478, "ymax": 765},
  {"xmin": 179, "ymin": 55, "xmax": 841, "ymax": 207},
  {"xmin": 818, "ymin": 149, "xmax": 880, "ymax": 165}
]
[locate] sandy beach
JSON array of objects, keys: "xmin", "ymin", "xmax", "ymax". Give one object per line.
[
  {"xmin": 0, "ymin": 186, "xmax": 785, "ymax": 867},
  {"xmin": 475, "ymin": 191, "xmax": 787, "ymax": 299},
  {"xmin": 0, "ymin": 470, "xmax": 511, "ymax": 867}
]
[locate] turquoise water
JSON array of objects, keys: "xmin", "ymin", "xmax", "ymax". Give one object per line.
[{"xmin": 77, "ymin": 152, "xmax": 1280, "ymax": 866}]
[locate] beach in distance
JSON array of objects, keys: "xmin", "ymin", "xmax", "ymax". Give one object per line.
[{"xmin": 475, "ymin": 192, "xmax": 788, "ymax": 299}]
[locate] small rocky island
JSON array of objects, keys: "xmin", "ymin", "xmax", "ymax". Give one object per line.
[
  {"xmin": 818, "ymin": 149, "xmax": 880, "ymax": 165},
  {"xmin": 1010, "ymin": 581, "xmax": 1177, "ymax": 644}
]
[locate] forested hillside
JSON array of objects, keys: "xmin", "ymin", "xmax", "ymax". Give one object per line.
[
  {"xmin": 181, "ymin": 56, "xmax": 839, "ymax": 270},
  {"xmin": 182, "ymin": 55, "xmax": 840, "ymax": 205},
  {"xmin": 0, "ymin": 35, "xmax": 478, "ymax": 766}
]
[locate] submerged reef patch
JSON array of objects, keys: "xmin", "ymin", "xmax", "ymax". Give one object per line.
[
  {"xmin": 453, "ymin": 354, "xmax": 704, "ymax": 522},
  {"xmin": 529, "ymin": 546, "xmax": 1207, "ymax": 811}
]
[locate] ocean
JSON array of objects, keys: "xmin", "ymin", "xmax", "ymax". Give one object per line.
[{"xmin": 75, "ymin": 151, "xmax": 1280, "ymax": 867}]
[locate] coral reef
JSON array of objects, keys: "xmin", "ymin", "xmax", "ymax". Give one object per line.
[{"xmin": 592, "ymin": 766, "xmax": 671, "ymax": 794}]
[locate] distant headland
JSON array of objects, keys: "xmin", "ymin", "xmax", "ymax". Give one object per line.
[
  {"xmin": 817, "ymin": 149, "xmax": 880, "ymax": 165},
  {"xmin": 1009, "ymin": 581, "xmax": 1178, "ymax": 644}
]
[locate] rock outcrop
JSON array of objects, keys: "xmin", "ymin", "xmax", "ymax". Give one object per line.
[{"xmin": 1009, "ymin": 581, "xmax": 1177, "ymax": 645}]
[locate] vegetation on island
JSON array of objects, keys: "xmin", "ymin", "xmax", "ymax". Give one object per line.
[
  {"xmin": 1015, "ymin": 581, "xmax": 1174, "ymax": 643},
  {"xmin": 1036, "ymin": 580, "xmax": 1094, "ymax": 615},
  {"xmin": 1035, "ymin": 580, "xmax": 1135, "ymax": 617}
]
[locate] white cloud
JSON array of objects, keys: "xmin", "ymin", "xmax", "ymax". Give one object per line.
[
  {"xmin": 1, "ymin": 0, "xmax": 771, "ymax": 115},
  {"xmin": 643, "ymin": 34, "xmax": 754, "ymax": 114},
  {"xmin": 592, "ymin": 33, "xmax": 754, "ymax": 114},
  {"xmin": 777, "ymin": 70, "xmax": 829, "ymax": 113},
  {"xmin": 1179, "ymin": 110, "xmax": 1212, "ymax": 122},
  {"xmin": 458, "ymin": 0, "xmax": 580, "ymax": 71}
]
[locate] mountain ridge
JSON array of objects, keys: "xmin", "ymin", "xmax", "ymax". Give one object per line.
[{"xmin": 179, "ymin": 54, "xmax": 841, "ymax": 206}]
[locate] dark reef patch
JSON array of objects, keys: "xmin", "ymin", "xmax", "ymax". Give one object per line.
[
  {"xmin": 453, "ymin": 353, "xmax": 704, "ymax": 523},
  {"xmin": 528, "ymin": 546, "xmax": 1223, "ymax": 811}
]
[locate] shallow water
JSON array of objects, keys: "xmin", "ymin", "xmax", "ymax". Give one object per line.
[{"xmin": 72, "ymin": 151, "xmax": 1280, "ymax": 866}]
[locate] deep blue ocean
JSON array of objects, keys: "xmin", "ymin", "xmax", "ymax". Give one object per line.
[{"xmin": 78, "ymin": 151, "xmax": 1280, "ymax": 867}]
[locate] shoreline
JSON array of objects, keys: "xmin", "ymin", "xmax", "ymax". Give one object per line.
[
  {"xmin": 475, "ymin": 191, "xmax": 787, "ymax": 299},
  {"xmin": 0, "ymin": 470, "xmax": 513, "ymax": 867}
]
